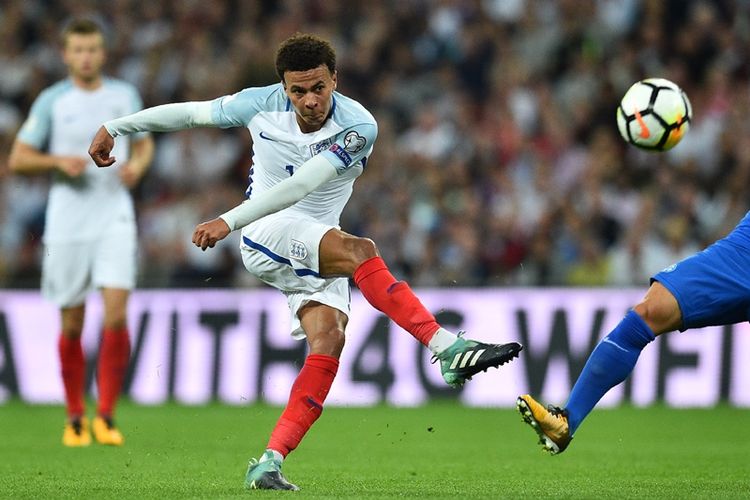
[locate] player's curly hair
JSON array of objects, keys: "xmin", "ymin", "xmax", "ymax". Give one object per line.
[{"xmin": 275, "ymin": 33, "xmax": 336, "ymax": 82}]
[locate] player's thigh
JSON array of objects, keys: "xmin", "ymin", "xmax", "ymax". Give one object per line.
[
  {"xmin": 651, "ymin": 236, "xmax": 750, "ymax": 330},
  {"xmin": 298, "ymin": 301, "xmax": 348, "ymax": 358},
  {"xmin": 92, "ymin": 230, "xmax": 136, "ymax": 292},
  {"xmin": 284, "ymin": 278, "xmax": 351, "ymax": 340},
  {"xmin": 42, "ymin": 241, "xmax": 94, "ymax": 308},
  {"xmin": 240, "ymin": 214, "xmax": 333, "ymax": 285}
]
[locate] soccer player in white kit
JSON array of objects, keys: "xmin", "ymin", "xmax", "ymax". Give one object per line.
[
  {"xmin": 89, "ymin": 34, "xmax": 521, "ymax": 490},
  {"xmin": 9, "ymin": 19, "xmax": 154, "ymax": 447}
]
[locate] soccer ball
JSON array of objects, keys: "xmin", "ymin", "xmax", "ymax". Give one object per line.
[{"xmin": 616, "ymin": 78, "xmax": 692, "ymax": 151}]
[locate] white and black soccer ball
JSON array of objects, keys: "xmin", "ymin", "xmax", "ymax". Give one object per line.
[{"xmin": 616, "ymin": 78, "xmax": 692, "ymax": 151}]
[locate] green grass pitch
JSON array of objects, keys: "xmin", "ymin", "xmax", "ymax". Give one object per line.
[{"xmin": 1, "ymin": 401, "xmax": 748, "ymax": 499}]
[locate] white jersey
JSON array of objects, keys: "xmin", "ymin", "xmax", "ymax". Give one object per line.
[
  {"xmin": 209, "ymin": 83, "xmax": 377, "ymax": 226},
  {"xmin": 16, "ymin": 78, "xmax": 148, "ymax": 243}
]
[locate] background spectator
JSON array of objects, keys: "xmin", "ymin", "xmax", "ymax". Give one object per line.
[{"xmin": 1, "ymin": 0, "xmax": 749, "ymax": 288}]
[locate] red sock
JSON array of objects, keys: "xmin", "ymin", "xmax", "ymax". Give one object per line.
[
  {"xmin": 353, "ymin": 256, "xmax": 439, "ymax": 346},
  {"xmin": 58, "ymin": 335, "xmax": 85, "ymax": 418},
  {"xmin": 267, "ymin": 354, "xmax": 339, "ymax": 457},
  {"xmin": 96, "ymin": 328, "xmax": 131, "ymax": 418}
]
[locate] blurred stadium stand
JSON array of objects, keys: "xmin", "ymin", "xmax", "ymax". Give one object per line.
[{"xmin": 1, "ymin": 0, "xmax": 749, "ymax": 289}]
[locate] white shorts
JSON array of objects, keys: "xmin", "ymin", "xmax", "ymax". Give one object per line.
[
  {"xmin": 42, "ymin": 231, "xmax": 136, "ymax": 308},
  {"xmin": 240, "ymin": 212, "xmax": 350, "ymax": 339}
]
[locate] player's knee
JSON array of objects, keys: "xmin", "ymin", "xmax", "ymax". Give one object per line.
[
  {"xmin": 632, "ymin": 299, "xmax": 676, "ymax": 334},
  {"xmin": 103, "ymin": 314, "xmax": 127, "ymax": 331},
  {"xmin": 308, "ymin": 326, "xmax": 345, "ymax": 357},
  {"xmin": 60, "ymin": 326, "xmax": 83, "ymax": 338},
  {"xmin": 346, "ymin": 237, "xmax": 379, "ymax": 266},
  {"xmin": 61, "ymin": 312, "xmax": 84, "ymax": 337}
]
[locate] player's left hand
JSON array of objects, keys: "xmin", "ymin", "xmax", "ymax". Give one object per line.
[
  {"xmin": 192, "ymin": 218, "xmax": 231, "ymax": 251},
  {"xmin": 118, "ymin": 162, "xmax": 144, "ymax": 188}
]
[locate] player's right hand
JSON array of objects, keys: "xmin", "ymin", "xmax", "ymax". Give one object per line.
[
  {"xmin": 88, "ymin": 125, "xmax": 117, "ymax": 167},
  {"xmin": 192, "ymin": 218, "xmax": 232, "ymax": 251},
  {"xmin": 56, "ymin": 156, "xmax": 88, "ymax": 177}
]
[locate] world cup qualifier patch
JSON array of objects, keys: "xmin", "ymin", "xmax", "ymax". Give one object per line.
[
  {"xmin": 289, "ymin": 239, "xmax": 308, "ymax": 260},
  {"xmin": 343, "ymin": 131, "xmax": 366, "ymax": 153}
]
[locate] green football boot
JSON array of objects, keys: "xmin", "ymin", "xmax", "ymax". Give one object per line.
[
  {"xmin": 433, "ymin": 332, "xmax": 523, "ymax": 387},
  {"xmin": 244, "ymin": 452, "xmax": 299, "ymax": 491}
]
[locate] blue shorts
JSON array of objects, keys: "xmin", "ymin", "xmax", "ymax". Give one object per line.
[{"xmin": 652, "ymin": 211, "xmax": 750, "ymax": 330}]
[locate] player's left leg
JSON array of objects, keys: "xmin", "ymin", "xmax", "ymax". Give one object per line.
[
  {"xmin": 246, "ymin": 302, "xmax": 345, "ymax": 491},
  {"xmin": 319, "ymin": 229, "xmax": 522, "ymax": 386},
  {"xmin": 92, "ymin": 287, "xmax": 131, "ymax": 446},
  {"xmin": 518, "ymin": 282, "xmax": 678, "ymax": 454},
  {"xmin": 90, "ymin": 227, "xmax": 136, "ymax": 446}
]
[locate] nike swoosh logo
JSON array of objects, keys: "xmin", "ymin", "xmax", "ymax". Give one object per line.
[
  {"xmin": 259, "ymin": 131, "xmax": 276, "ymax": 141},
  {"xmin": 634, "ymin": 108, "xmax": 650, "ymax": 139}
]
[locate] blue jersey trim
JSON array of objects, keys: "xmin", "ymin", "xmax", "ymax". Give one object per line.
[{"xmin": 242, "ymin": 235, "xmax": 321, "ymax": 278}]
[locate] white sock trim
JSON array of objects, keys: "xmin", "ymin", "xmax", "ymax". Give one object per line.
[
  {"xmin": 261, "ymin": 449, "xmax": 284, "ymax": 463},
  {"xmin": 427, "ymin": 327, "xmax": 457, "ymax": 356}
]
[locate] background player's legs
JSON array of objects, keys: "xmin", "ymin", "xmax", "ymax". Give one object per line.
[
  {"xmin": 565, "ymin": 282, "xmax": 680, "ymax": 434},
  {"xmin": 59, "ymin": 305, "xmax": 86, "ymax": 419},
  {"xmin": 96, "ymin": 287, "xmax": 131, "ymax": 420},
  {"xmin": 265, "ymin": 302, "xmax": 344, "ymax": 460}
]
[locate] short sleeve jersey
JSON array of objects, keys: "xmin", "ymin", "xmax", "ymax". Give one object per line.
[
  {"xmin": 210, "ymin": 83, "xmax": 377, "ymax": 226},
  {"xmin": 16, "ymin": 78, "xmax": 148, "ymax": 243}
]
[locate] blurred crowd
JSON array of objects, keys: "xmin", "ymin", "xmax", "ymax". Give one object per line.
[{"xmin": 1, "ymin": 0, "xmax": 750, "ymax": 289}]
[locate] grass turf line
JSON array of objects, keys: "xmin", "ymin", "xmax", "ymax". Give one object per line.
[{"xmin": 0, "ymin": 401, "xmax": 748, "ymax": 499}]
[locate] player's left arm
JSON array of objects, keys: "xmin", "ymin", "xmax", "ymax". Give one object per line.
[
  {"xmin": 118, "ymin": 135, "xmax": 155, "ymax": 188},
  {"xmin": 192, "ymin": 153, "xmax": 338, "ymax": 250},
  {"xmin": 192, "ymin": 122, "xmax": 377, "ymax": 250}
]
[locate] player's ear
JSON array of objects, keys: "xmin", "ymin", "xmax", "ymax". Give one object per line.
[{"xmin": 331, "ymin": 70, "xmax": 337, "ymax": 90}]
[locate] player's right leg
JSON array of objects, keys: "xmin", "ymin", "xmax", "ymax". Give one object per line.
[
  {"xmin": 59, "ymin": 305, "xmax": 91, "ymax": 447},
  {"xmin": 246, "ymin": 303, "xmax": 345, "ymax": 491},
  {"xmin": 43, "ymin": 241, "xmax": 94, "ymax": 447},
  {"xmin": 319, "ymin": 229, "xmax": 522, "ymax": 386}
]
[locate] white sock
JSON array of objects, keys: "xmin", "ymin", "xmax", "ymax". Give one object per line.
[
  {"xmin": 427, "ymin": 327, "xmax": 458, "ymax": 355},
  {"xmin": 260, "ymin": 449, "xmax": 284, "ymax": 463}
]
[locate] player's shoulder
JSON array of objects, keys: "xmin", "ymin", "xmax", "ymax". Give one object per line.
[
  {"xmin": 102, "ymin": 77, "xmax": 142, "ymax": 97},
  {"xmin": 331, "ymin": 91, "xmax": 376, "ymax": 128},
  {"xmin": 34, "ymin": 79, "xmax": 75, "ymax": 106},
  {"xmin": 227, "ymin": 83, "xmax": 286, "ymax": 111}
]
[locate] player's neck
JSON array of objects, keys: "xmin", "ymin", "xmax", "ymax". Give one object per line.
[
  {"xmin": 70, "ymin": 74, "xmax": 104, "ymax": 91},
  {"xmin": 295, "ymin": 115, "xmax": 325, "ymax": 134}
]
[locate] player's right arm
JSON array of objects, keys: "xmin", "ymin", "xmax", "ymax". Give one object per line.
[
  {"xmin": 9, "ymin": 141, "xmax": 87, "ymax": 177},
  {"xmin": 90, "ymin": 85, "xmax": 272, "ymax": 167},
  {"xmin": 89, "ymin": 100, "xmax": 216, "ymax": 167},
  {"xmin": 10, "ymin": 87, "xmax": 87, "ymax": 177}
]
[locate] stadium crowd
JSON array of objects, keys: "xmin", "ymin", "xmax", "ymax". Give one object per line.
[{"xmin": 1, "ymin": 0, "xmax": 749, "ymax": 288}]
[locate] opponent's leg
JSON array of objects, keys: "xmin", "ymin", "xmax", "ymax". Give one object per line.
[
  {"xmin": 518, "ymin": 282, "xmax": 680, "ymax": 454},
  {"xmin": 59, "ymin": 305, "xmax": 91, "ymax": 447},
  {"xmin": 319, "ymin": 229, "xmax": 522, "ymax": 386},
  {"xmin": 92, "ymin": 288, "xmax": 130, "ymax": 446},
  {"xmin": 246, "ymin": 303, "xmax": 345, "ymax": 491}
]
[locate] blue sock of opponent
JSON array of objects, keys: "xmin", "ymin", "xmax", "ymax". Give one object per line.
[{"xmin": 565, "ymin": 310, "xmax": 655, "ymax": 435}]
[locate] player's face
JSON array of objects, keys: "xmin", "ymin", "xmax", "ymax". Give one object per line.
[
  {"xmin": 283, "ymin": 65, "xmax": 337, "ymax": 133},
  {"xmin": 63, "ymin": 33, "xmax": 106, "ymax": 83}
]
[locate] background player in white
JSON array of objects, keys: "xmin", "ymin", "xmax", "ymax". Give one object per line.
[
  {"xmin": 89, "ymin": 33, "xmax": 521, "ymax": 490},
  {"xmin": 9, "ymin": 19, "xmax": 154, "ymax": 447}
]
